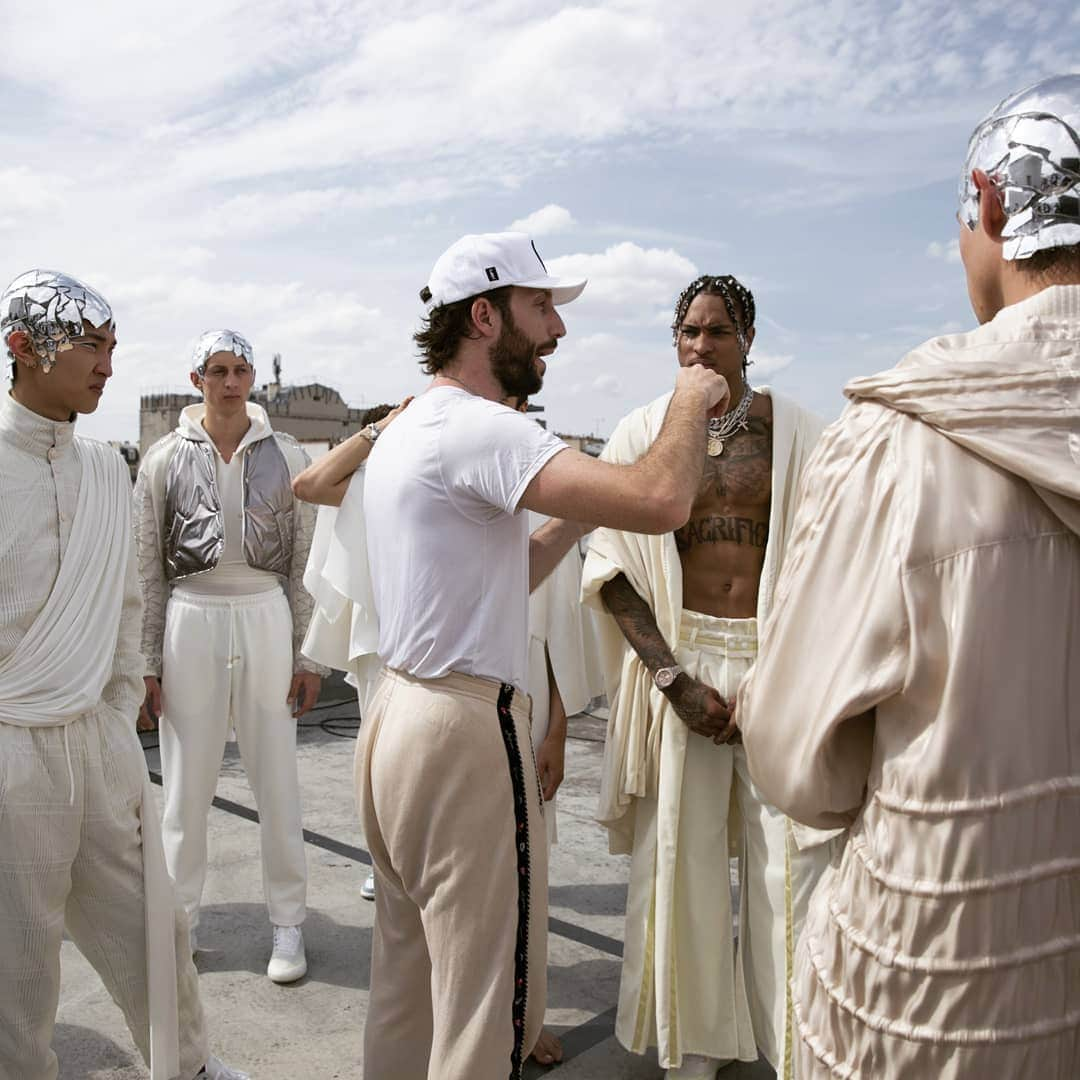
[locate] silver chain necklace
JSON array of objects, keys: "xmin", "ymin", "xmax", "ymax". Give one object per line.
[{"xmin": 706, "ymin": 382, "xmax": 755, "ymax": 457}]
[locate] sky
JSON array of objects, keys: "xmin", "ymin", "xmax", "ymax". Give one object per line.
[{"xmin": 3, "ymin": 0, "xmax": 1079, "ymax": 443}]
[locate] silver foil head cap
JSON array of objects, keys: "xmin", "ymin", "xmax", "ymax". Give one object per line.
[
  {"xmin": 191, "ymin": 329, "xmax": 254, "ymax": 374},
  {"xmin": 1, "ymin": 269, "xmax": 114, "ymax": 373},
  {"xmin": 959, "ymin": 74, "xmax": 1080, "ymax": 261}
]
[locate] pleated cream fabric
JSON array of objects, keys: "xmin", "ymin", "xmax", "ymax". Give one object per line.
[{"xmin": 738, "ymin": 285, "xmax": 1080, "ymax": 1079}]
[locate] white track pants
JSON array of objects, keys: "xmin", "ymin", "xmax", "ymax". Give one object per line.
[
  {"xmin": 159, "ymin": 589, "xmax": 307, "ymax": 931},
  {"xmin": 0, "ymin": 711, "xmax": 207, "ymax": 1080}
]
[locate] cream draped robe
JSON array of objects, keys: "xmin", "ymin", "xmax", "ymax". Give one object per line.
[
  {"xmin": 301, "ymin": 470, "xmax": 382, "ymax": 713},
  {"xmin": 526, "ymin": 511, "xmax": 596, "ymax": 844},
  {"xmin": 0, "ymin": 439, "xmax": 180, "ymax": 1080},
  {"xmin": 581, "ymin": 387, "xmax": 836, "ymax": 1073}
]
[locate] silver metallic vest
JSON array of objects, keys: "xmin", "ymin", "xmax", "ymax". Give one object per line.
[{"xmin": 163, "ymin": 434, "xmax": 294, "ymax": 581}]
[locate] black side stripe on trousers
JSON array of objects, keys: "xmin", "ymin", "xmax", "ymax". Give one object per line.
[{"xmin": 496, "ymin": 682, "xmax": 531, "ymax": 1080}]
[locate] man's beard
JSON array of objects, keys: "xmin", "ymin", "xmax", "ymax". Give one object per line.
[{"xmin": 489, "ymin": 313, "xmax": 551, "ymax": 401}]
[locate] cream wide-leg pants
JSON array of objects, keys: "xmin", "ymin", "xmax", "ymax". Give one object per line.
[
  {"xmin": 357, "ymin": 668, "xmax": 548, "ymax": 1080},
  {"xmin": 0, "ymin": 710, "xmax": 207, "ymax": 1080},
  {"xmin": 159, "ymin": 588, "xmax": 307, "ymax": 932},
  {"xmin": 618, "ymin": 611, "xmax": 832, "ymax": 1075}
]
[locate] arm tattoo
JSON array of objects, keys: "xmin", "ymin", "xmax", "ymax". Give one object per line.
[
  {"xmin": 599, "ymin": 573, "xmax": 677, "ymax": 674},
  {"xmin": 601, "ymin": 573, "xmax": 734, "ymax": 738}
]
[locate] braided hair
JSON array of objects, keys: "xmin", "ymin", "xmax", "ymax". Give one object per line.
[{"xmin": 671, "ymin": 275, "xmax": 756, "ymax": 373}]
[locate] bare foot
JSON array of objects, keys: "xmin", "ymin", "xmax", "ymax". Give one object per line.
[{"xmin": 529, "ymin": 1028, "xmax": 563, "ymax": 1067}]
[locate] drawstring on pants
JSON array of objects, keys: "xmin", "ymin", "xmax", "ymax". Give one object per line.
[{"xmin": 62, "ymin": 723, "xmax": 75, "ymax": 806}]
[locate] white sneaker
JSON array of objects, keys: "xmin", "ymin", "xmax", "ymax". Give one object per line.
[
  {"xmin": 200, "ymin": 1054, "xmax": 250, "ymax": 1079},
  {"xmin": 360, "ymin": 872, "xmax": 376, "ymax": 901},
  {"xmin": 267, "ymin": 924, "xmax": 307, "ymax": 984},
  {"xmin": 666, "ymin": 1054, "xmax": 724, "ymax": 1080}
]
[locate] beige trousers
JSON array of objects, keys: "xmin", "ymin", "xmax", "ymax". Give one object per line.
[
  {"xmin": 618, "ymin": 613, "xmax": 759, "ymax": 1067},
  {"xmin": 618, "ymin": 611, "xmax": 832, "ymax": 1075},
  {"xmin": 356, "ymin": 668, "xmax": 548, "ymax": 1080},
  {"xmin": 0, "ymin": 710, "xmax": 207, "ymax": 1080}
]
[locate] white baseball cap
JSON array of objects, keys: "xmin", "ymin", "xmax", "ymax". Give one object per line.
[{"xmin": 420, "ymin": 232, "xmax": 586, "ymax": 311}]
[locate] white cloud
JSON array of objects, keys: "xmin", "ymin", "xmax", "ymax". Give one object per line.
[
  {"xmin": 750, "ymin": 351, "xmax": 794, "ymax": 376},
  {"xmin": 6, "ymin": 0, "xmax": 1074, "ymax": 447},
  {"xmin": 0, "ymin": 167, "xmax": 67, "ymax": 215},
  {"xmin": 927, "ymin": 239, "xmax": 962, "ymax": 264},
  {"xmin": 548, "ymin": 242, "xmax": 697, "ymax": 313},
  {"xmin": 196, "ymin": 178, "xmax": 467, "ymax": 238},
  {"xmin": 508, "ymin": 204, "xmax": 576, "ymax": 236},
  {"xmin": 592, "ymin": 373, "xmax": 622, "ymax": 395}
]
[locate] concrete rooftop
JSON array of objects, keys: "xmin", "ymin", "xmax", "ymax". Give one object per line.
[{"xmin": 55, "ymin": 675, "xmax": 776, "ymax": 1080}]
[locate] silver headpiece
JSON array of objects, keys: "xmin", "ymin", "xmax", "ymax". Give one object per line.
[
  {"xmin": 191, "ymin": 329, "xmax": 254, "ymax": 374},
  {"xmin": 959, "ymin": 74, "xmax": 1080, "ymax": 261},
  {"xmin": 1, "ymin": 269, "xmax": 114, "ymax": 373}
]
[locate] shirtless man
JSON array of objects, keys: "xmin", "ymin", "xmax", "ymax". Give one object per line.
[{"xmin": 582, "ymin": 275, "xmax": 833, "ymax": 1079}]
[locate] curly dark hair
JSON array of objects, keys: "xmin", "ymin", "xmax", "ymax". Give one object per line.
[
  {"xmin": 358, "ymin": 403, "xmax": 397, "ymax": 426},
  {"xmin": 671, "ymin": 275, "xmax": 755, "ymax": 349},
  {"xmin": 414, "ymin": 286, "xmax": 514, "ymax": 374}
]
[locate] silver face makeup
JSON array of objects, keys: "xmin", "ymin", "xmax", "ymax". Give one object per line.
[
  {"xmin": 0, "ymin": 269, "xmax": 114, "ymax": 373},
  {"xmin": 190, "ymin": 329, "xmax": 254, "ymax": 374},
  {"xmin": 959, "ymin": 74, "xmax": 1080, "ymax": 260}
]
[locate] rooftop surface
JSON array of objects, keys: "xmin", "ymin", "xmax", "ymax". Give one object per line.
[{"xmin": 56, "ymin": 676, "xmax": 775, "ymax": 1080}]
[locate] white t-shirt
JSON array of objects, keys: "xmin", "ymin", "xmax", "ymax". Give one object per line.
[{"xmin": 364, "ymin": 386, "xmax": 566, "ymax": 692}]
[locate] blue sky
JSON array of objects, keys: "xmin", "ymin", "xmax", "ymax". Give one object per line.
[{"xmin": 3, "ymin": 1, "xmax": 1079, "ymax": 443}]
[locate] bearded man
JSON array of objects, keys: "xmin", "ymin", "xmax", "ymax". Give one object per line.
[
  {"xmin": 0, "ymin": 270, "xmax": 245, "ymax": 1080},
  {"xmin": 581, "ymin": 275, "xmax": 836, "ymax": 1079},
  {"xmin": 325, "ymin": 231, "xmax": 730, "ymax": 1080},
  {"xmin": 738, "ymin": 74, "xmax": 1080, "ymax": 1078}
]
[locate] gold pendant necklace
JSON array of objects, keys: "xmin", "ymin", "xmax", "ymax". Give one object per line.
[{"xmin": 707, "ymin": 435, "xmax": 724, "ymax": 457}]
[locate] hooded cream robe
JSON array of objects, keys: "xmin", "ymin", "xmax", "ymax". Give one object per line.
[
  {"xmin": 738, "ymin": 285, "xmax": 1080, "ymax": 1079},
  {"xmin": 581, "ymin": 387, "xmax": 837, "ymax": 1073}
]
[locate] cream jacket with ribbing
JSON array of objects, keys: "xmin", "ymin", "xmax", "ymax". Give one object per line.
[
  {"xmin": 737, "ymin": 285, "xmax": 1080, "ymax": 1079},
  {"xmin": 135, "ymin": 401, "xmax": 326, "ymax": 678}
]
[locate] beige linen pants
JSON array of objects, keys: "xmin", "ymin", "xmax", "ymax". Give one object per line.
[
  {"xmin": 0, "ymin": 710, "xmax": 207, "ymax": 1080},
  {"xmin": 620, "ymin": 611, "xmax": 828, "ymax": 1074},
  {"xmin": 356, "ymin": 668, "xmax": 548, "ymax": 1080},
  {"xmin": 159, "ymin": 588, "xmax": 307, "ymax": 931}
]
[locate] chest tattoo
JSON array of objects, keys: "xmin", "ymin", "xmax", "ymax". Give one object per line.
[
  {"xmin": 674, "ymin": 514, "xmax": 769, "ymax": 553},
  {"xmin": 703, "ymin": 416, "xmax": 772, "ymax": 500}
]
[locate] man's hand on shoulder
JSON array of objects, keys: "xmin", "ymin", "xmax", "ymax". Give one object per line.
[{"xmin": 665, "ymin": 675, "xmax": 738, "ymax": 744}]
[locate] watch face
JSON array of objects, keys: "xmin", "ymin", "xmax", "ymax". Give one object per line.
[{"xmin": 656, "ymin": 668, "xmax": 675, "ymax": 689}]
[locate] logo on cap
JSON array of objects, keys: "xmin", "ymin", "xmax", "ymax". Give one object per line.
[{"xmin": 484, "ymin": 267, "xmax": 500, "ymax": 282}]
